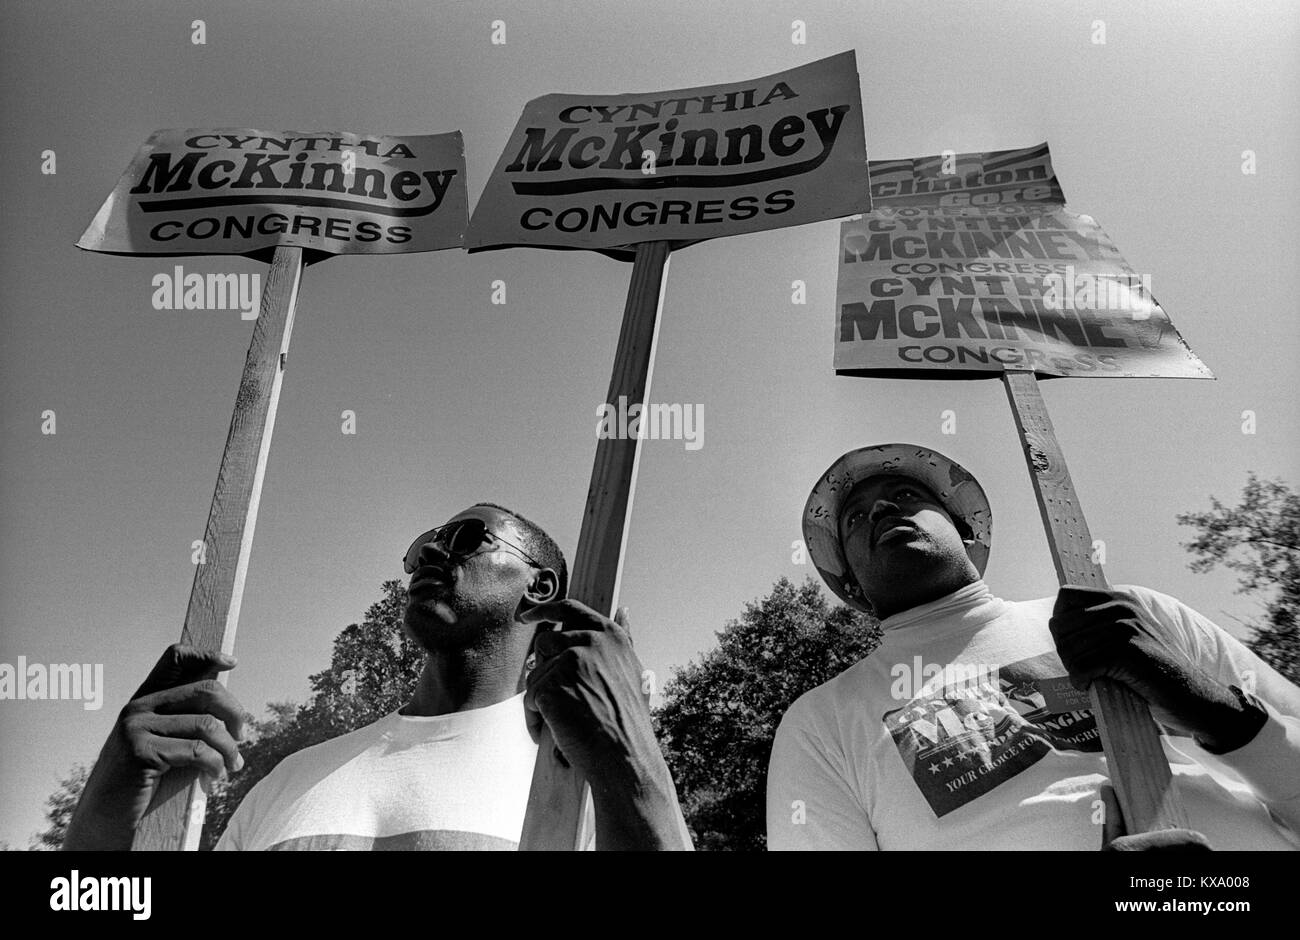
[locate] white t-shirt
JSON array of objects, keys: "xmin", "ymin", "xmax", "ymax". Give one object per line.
[
  {"xmin": 767, "ymin": 581, "xmax": 1300, "ymax": 850},
  {"xmin": 217, "ymin": 693, "xmax": 539, "ymax": 850}
]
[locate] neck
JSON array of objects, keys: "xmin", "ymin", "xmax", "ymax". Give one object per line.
[
  {"xmin": 870, "ymin": 565, "xmax": 979, "ymax": 620},
  {"xmin": 403, "ymin": 632, "xmax": 531, "ymax": 717}
]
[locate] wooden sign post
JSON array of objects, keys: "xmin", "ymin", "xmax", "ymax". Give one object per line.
[
  {"xmin": 465, "ymin": 52, "xmax": 872, "ymax": 849},
  {"xmin": 133, "ymin": 246, "xmax": 305, "ymax": 850},
  {"xmin": 519, "ymin": 241, "xmax": 672, "ymax": 851},
  {"xmin": 78, "ymin": 127, "xmax": 469, "ymax": 849},
  {"xmin": 1002, "ymin": 370, "xmax": 1189, "ymax": 833}
]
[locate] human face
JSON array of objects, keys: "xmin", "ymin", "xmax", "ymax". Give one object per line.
[
  {"xmin": 402, "ymin": 506, "xmax": 554, "ymax": 651},
  {"xmin": 838, "ymin": 474, "xmax": 976, "ymax": 608}
]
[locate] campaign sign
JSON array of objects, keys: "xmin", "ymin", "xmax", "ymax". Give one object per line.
[
  {"xmin": 834, "ymin": 143, "xmax": 1212, "ymax": 379},
  {"xmin": 77, "ymin": 128, "xmax": 468, "ymax": 256},
  {"xmin": 466, "ymin": 51, "xmax": 871, "ymax": 259}
]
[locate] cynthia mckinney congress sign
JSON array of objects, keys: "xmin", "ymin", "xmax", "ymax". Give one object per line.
[
  {"xmin": 77, "ymin": 128, "xmax": 468, "ymax": 256},
  {"xmin": 834, "ymin": 143, "xmax": 1212, "ymax": 379},
  {"xmin": 466, "ymin": 51, "xmax": 871, "ymax": 258}
]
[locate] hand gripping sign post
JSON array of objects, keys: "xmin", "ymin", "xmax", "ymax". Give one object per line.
[
  {"xmin": 833, "ymin": 143, "xmax": 1212, "ymax": 833},
  {"xmin": 78, "ymin": 127, "xmax": 468, "ymax": 850},
  {"xmin": 468, "ymin": 51, "xmax": 872, "ymax": 849}
]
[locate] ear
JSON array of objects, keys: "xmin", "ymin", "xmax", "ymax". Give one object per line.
[{"xmin": 523, "ymin": 567, "xmax": 560, "ymax": 606}]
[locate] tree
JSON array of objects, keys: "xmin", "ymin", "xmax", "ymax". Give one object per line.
[
  {"xmin": 653, "ymin": 577, "xmax": 880, "ymax": 851},
  {"xmin": 31, "ymin": 763, "xmax": 92, "ymax": 850},
  {"xmin": 1178, "ymin": 474, "xmax": 1300, "ymax": 685},
  {"xmin": 201, "ymin": 579, "xmax": 424, "ymax": 848}
]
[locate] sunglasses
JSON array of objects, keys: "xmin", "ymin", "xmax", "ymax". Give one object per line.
[{"xmin": 403, "ymin": 518, "xmax": 543, "ymax": 575}]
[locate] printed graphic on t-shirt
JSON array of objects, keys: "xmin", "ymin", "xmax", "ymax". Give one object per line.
[{"xmin": 882, "ymin": 651, "xmax": 1101, "ymax": 817}]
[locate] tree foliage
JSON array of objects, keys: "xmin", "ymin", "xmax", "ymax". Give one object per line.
[
  {"xmin": 30, "ymin": 763, "xmax": 92, "ymax": 850},
  {"xmin": 1178, "ymin": 474, "xmax": 1300, "ymax": 684},
  {"xmin": 653, "ymin": 577, "xmax": 880, "ymax": 851}
]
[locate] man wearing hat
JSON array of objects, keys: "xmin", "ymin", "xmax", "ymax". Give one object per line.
[{"xmin": 767, "ymin": 443, "xmax": 1300, "ymax": 850}]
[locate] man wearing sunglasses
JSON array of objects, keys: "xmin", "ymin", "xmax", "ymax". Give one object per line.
[
  {"xmin": 766, "ymin": 443, "xmax": 1300, "ymax": 851},
  {"xmin": 65, "ymin": 503, "xmax": 691, "ymax": 851}
]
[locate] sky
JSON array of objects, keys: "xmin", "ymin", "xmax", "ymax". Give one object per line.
[{"xmin": 1, "ymin": 0, "xmax": 1296, "ymax": 848}]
